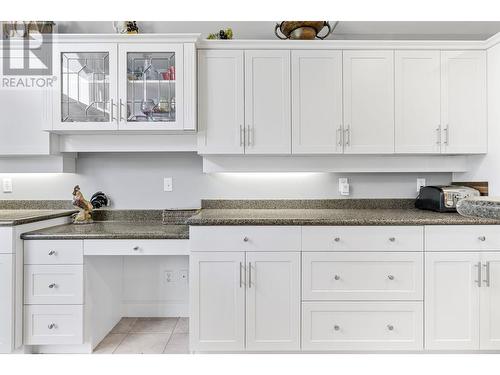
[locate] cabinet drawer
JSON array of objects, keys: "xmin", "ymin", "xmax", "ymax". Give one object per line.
[
  {"xmin": 302, "ymin": 226, "xmax": 423, "ymax": 252},
  {"xmin": 84, "ymin": 239, "xmax": 189, "ymax": 255},
  {"xmin": 425, "ymin": 225, "xmax": 500, "ymax": 251},
  {"xmin": 189, "ymin": 226, "xmax": 301, "ymax": 252},
  {"xmin": 24, "ymin": 240, "xmax": 83, "ymax": 265},
  {"xmin": 302, "ymin": 252, "xmax": 423, "ymax": 300},
  {"xmin": 302, "ymin": 302, "xmax": 423, "ymax": 351},
  {"xmin": 24, "ymin": 305, "xmax": 83, "ymax": 345},
  {"xmin": 24, "ymin": 265, "xmax": 83, "ymax": 305}
]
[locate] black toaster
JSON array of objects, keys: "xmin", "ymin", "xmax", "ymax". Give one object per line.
[{"xmin": 415, "ymin": 185, "xmax": 480, "ymax": 212}]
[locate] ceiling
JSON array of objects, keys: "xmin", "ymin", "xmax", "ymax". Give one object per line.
[{"xmin": 56, "ymin": 21, "xmax": 500, "ymax": 40}]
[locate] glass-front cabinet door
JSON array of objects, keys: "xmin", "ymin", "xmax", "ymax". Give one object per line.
[
  {"xmin": 53, "ymin": 43, "xmax": 118, "ymax": 131},
  {"xmin": 118, "ymin": 43, "xmax": 184, "ymax": 130},
  {"xmin": 118, "ymin": 43, "xmax": 183, "ymax": 130}
]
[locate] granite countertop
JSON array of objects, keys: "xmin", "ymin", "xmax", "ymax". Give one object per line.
[
  {"xmin": 0, "ymin": 209, "xmax": 77, "ymax": 227},
  {"xmin": 21, "ymin": 221, "xmax": 189, "ymax": 240},
  {"xmin": 186, "ymin": 208, "xmax": 500, "ymax": 226}
]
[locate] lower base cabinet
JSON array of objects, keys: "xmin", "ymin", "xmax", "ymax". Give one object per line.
[
  {"xmin": 190, "ymin": 251, "xmax": 300, "ymax": 351},
  {"xmin": 0, "ymin": 254, "xmax": 14, "ymax": 353},
  {"xmin": 302, "ymin": 302, "xmax": 423, "ymax": 351},
  {"xmin": 425, "ymin": 252, "xmax": 500, "ymax": 350}
]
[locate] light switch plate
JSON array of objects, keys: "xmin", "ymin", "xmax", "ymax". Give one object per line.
[
  {"xmin": 163, "ymin": 177, "xmax": 173, "ymax": 192},
  {"xmin": 2, "ymin": 178, "xmax": 12, "ymax": 193}
]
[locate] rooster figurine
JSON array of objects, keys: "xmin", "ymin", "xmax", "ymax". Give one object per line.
[{"xmin": 72, "ymin": 185, "xmax": 93, "ymax": 224}]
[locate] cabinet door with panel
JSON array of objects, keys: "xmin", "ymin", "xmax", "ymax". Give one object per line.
[
  {"xmin": 480, "ymin": 252, "xmax": 500, "ymax": 350},
  {"xmin": 189, "ymin": 252, "xmax": 245, "ymax": 351},
  {"xmin": 197, "ymin": 50, "xmax": 244, "ymax": 154},
  {"xmin": 245, "ymin": 252, "xmax": 300, "ymax": 351},
  {"xmin": 0, "ymin": 254, "xmax": 14, "ymax": 353},
  {"xmin": 343, "ymin": 50, "xmax": 394, "ymax": 154},
  {"xmin": 395, "ymin": 51, "xmax": 441, "ymax": 153},
  {"xmin": 291, "ymin": 50, "xmax": 343, "ymax": 154},
  {"xmin": 118, "ymin": 43, "xmax": 184, "ymax": 131},
  {"xmin": 245, "ymin": 50, "xmax": 291, "ymax": 154},
  {"xmin": 441, "ymin": 51, "xmax": 487, "ymax": 154},
  {"xmin": 52, "ymin": 43, "xmax": 118, "ymax": 131},
  {"xmin": 425, "ymin": 252, "xmax": 480, "ymax": 350}
]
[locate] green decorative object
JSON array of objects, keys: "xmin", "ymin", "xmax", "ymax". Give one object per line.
[{"xmin": 207, "ymin": 28, "xmax": 233, "ymax": 40}]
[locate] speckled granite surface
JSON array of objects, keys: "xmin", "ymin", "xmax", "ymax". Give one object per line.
[
  {"xmin": 201, "ymin": 199, "xmax": 415, "ymax": 209},
  {"xmin": 0, "ymin": 200, "xmax": 73, "ymax": 209},
  {"xmin": 457, "ymin": 197, "xmax": 500, "ymax": 220},
  {"xmin": 0, "ymin": 209, "xmax": 76, "ymax": 226},
  {"xmin": 186, "ymin": 208, "xmax": 500, "ymax": 226},
  {"xmin": 21, "ymin": 222, "xmax": 189, "ymax": 240}
]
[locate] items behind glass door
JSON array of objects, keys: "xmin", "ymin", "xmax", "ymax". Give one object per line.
[{"xmin": 126, "ymin": 52, "xmax": 176, "ymax": 122}]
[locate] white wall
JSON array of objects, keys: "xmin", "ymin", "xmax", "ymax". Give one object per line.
[
  {"xmin": 0, "ymin": 152, "xmax": 451, "ymax": 208},
  {"xmin": 453, "ymin": 42, "xmax": 500, "ymax": 195}
]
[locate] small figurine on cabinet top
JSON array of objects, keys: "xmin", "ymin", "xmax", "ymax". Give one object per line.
[
  {"xmin": 72, "ymin": 185, "xmax": 94, "ymax": 224},
  {"xmin": 126, "ymin": 21, "xmax": 139, "ymax": 34}
]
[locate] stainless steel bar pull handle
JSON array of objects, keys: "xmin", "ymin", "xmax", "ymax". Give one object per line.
[
  {"xmin": 119, "ymin": 99, "xmax": 123, "ymax": 121},
  {"xmin": 246, "ymin": 127, "xmax": 252, "ymax": 146},
  {"xmin": 240, "ymin": 125, "xmax": 244, "ymax": 147},
  {"xmin": 345, "ymin": 125, "xmax": 351, "ymax": 146},
  {"xmin": 483, "ymin": 262, "xmax": 491, "ymax": 287},
  {"xmin": 239, "ymin": 262, "xmax": 244, "ymax": 288},
  {"xmin": 248, "ymin": 262, "xmax": 252, "ymax": 288},
  {"xmin": 337, "ymin": 126, "xmax": 343, "ymax": 147},
  {"xmin": 110, "ymin": 98, "xmax": 114, "ymax": 121},
  {"xmin": 475, "ymin": 262, "xmax": 482, "ymax": 287},
  {"xmin": 436, "ymin": 125, "xmax": 441, "ymax": 144},
  {"xmin": 444, "ymin": 124, "xmax": 449, "ymax": 145}
]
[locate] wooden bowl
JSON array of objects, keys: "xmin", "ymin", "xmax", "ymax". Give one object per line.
[{"xmin": 275, "ymin": 21, "xmax": 332, "ymax": 40}]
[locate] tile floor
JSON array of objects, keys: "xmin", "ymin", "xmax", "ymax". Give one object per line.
[{"xmin": 93, "ymin": 317, "xmax": 190, "ymax": 354}]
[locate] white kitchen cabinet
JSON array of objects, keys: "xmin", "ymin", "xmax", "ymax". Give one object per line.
[
  {"xmin": 480, "ymin": 253, "xmax": 500, "ymax": 350},
  {"xmin": 0, "ymin": 54, "xmax": 55, "ymax": 155},
  {"xmin": 291, "ymin": 50, "xmax": 343, "ymax": 154},
  {"xmin": 0, "ymin": 254, "xmax": 14, "ymax": 353},
  {"xmin": 302, "ymin": 252, "xmax": 423, "ymax": 301},
  {"xmin": 197, "ymin": 50, "xmax": 244, "ymax": 154},
  {"xmin": 189, "ymin": 252, "xmax": 245, "ymax": 351},
  {"xmin": 246, "ymin": 252, "xmax": 300, "ymax": 351},
  {"xmin": 343, "ymin": 50, "xmax": 395, "ymax": 154},
  {"xmin": 425, "ymin": 252, "xmax": 481, "ymax": 350},
  {"xmin": 395, "ymin": 51, "xmax": 441, "ymax": 153},
  {"xmin": 441, "ymin": 51, "xmax": 487, "ymax": 154},
  {"xmin": 52, "ymin": 43, "xmax": 119, "ymax": 131},
  {"xmin": 244, "ymin": 50, "xmax": 291, "ymax": 154}
]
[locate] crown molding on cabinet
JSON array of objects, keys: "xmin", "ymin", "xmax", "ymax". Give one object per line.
[
  {"xmin": 202, "ymin": 155, "xmax": 468, "ymax": 173},
  {"xmin": 50, "ymin": 33, "xmax": 201, "ymax": 44}
]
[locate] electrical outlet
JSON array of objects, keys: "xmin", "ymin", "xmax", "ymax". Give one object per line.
[
  {"xmin": 338, "ymin": 178, "xmax": 350, "ymax": 196},
  {"xmin": 417, "ymin": 178, "xmax": 426, "ymax": 193},
  {"xmin": 163, "ymin": 177, "xmax": 173, "ymax": 192},
  {"xmin": 165, "ymin": 271, "xmax": 174, "ymax": 283},
  {"xmin": 179, "ymin": 269, "xmax": 189, "ymax": 282},
  {"xmin": 2, "ymin": 178, "xmax": 12, "ymax": 193}
]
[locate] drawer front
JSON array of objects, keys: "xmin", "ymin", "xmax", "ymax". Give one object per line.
[
  {"xmin": 24, "ymin": 240, "xmax": 83, "ymax": 265},
  {"xmin": 24, "ymin": 305, "xmax": 83, "ymax": 345},
  {"xmin": 302, "ymin": 226, "xmax": 423, "ymax": 252},
  {"xmin": 190, "ymin": 226, "xmax": 301, "ymax": 252},
  {"xmin": 425, "ymin": 225, "xmax": 500, "ymax": 251},
  {"xmin": 302, "ymin": 252, "xmax": 423, "ymax": 300},
  {"xmin": 84, "ymin": 239, "xmax": 189, "ymax": 256},
  {"xmin": 24, "ymin": 265, "xmax": 83, "ymax": 305},
  {"xmin": 302, "ymin": 302, "xmax": 423, "ymax": 351}
]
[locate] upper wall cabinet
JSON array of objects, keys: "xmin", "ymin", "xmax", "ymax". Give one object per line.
[
  {"xmin": 441, "ymin": 51, "xmax": 487, "ymax": 154},
  {"xmin": 245, "ymin": 51, "xmax": 291, "ymax": 154},
  {"xmin": 343, "ymin": 51, "xmax": 395, "ymax": 154},
  {"xmin": 291, "ymin": 50, "xmax": 343, "ymax": 154},
  {"xmin": 395, "ymin": 51, "xmax": 441, "ymax": 153},
  {"xmin": 197, "ymin": 50, "xmax": 244, "ymax": 154},
  {"xmin": 51, "ymin": 36, "xmax": 197, "ymax": 133}
]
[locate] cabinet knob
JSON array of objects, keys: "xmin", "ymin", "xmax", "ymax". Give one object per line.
[
  {"xmin": 48, "ymin": 250, "xmax": 57, "ymax": 256},
  {"xmin": 133, "ymin": 246, "xmax": 140, "ymax": 251},
  {"xmin": 387, "ymin": 275, "xmax": 395, "ymax": 281},
  {"xmin": 334, "ymin": 237, "xmax": 341, "ymax": 242},
  {"xmin": 334, "ymin": 275, "xmax": 341, "ymax": 281},
  {"xmin": 387, "ymin": 324, "xmax": 394, "ymax": 331},
  {"xmin": 48, "ymin": 283, "xmax": 57, "ymax": 289},
  {"xmin": 389, "ymin": 237, "xmax": 396, "ymax": 242},
  {"xmin": 48, "ymin": 323, "xmax": 57, "ymax": 330},
  {"xmin": 478, "ymin": 236, "xmax": 486, "ymax": 242},
  {"xmin": 334, "ymin": 325, "xmax": 340, "ymax": 331},
  {"xmin": 243, "ymin": 237, "xmax": 249, "ymax": 242}
]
